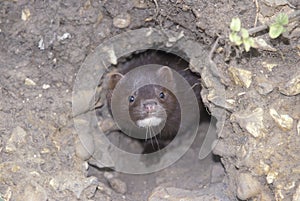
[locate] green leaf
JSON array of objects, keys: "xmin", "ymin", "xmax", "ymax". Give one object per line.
[
  {"xmin": 276, "ymin": 13, "xmax": 288, "ymax": 25},
  {"xmin": 229, "ymin": 32, "xmax": 242, "ymax": 45},
  {"xmin": 241, "ymin": 28, "xmax": 249, "ymax": 39},
  {"xmin": 229, "ymin": 32, "xmax": 235, "ymax": 42},
  {"xmin": 230, "ymin": 17, "xmax": 241, "ymax": 32},
  {"xmin": 269, "ymin": 23, "xmax": 285, "ymax": 39},
  {"xmin": 243, "ymin": 37, "xmax": 254, "ymax": 52}
]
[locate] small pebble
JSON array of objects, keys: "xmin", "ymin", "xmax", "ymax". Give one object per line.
[
  {"xmin": 104, "ymin": 172, "xmax": 114, "ymax": 180},
  {"xmin": 134, "ymin": 0, "xmax": 148, "ymax": 9},
  {"xmin": 113, "ymin": 13, "xmax": 131, "ymax": 29},
  {"xmin": 237, "ymin": 173, "xmax": 262, "ymax": 200},
  {"xmin": 25, "ymin": 78, "xmax": 36, "ymax": 86},
  {"xmin": 21, "ymin": 8, "xmax": 31, "ymax": 21},
  {"xmin": 42, "ymin": 84, "xmax": 50, "ymax": 89},
  {"xmin": 97, "ymin": 182, "xmax": 112, "ymax": 196},
  {"xmin": 108, "ymin": 178, "xmax": 127, "ymax": 194}
]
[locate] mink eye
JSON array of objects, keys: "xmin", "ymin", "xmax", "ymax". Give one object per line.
[
  {"xmin": 159, "ymin": 92, "xmax": 165, "ymax": 99},
  {"xmin": 128, "ymin": 95, "xmax": 135, "ymax": 103}
]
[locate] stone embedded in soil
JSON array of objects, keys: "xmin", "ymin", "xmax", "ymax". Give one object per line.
[
  {"xmin": 103, "ymin": 46, "xmax": 117, "ymax": 65},
  {"xmin": 15, "ymin": 182, "xmax": 47, "ymax": 201},
  {"xmin": 213, "ymin": 140, "xmax": 236, "ymax": 157},
  {"xmin": 237, "ymin": 173, "xmax": 262, "ymax": 200},
  {"xmin": 297, "ymin": 120, "xmax": 300, "ymax": 135},
  {"xmin": 255, "ymin": 76, "xmax": 274, "ymax": 95},
  {"xmin": 133, "ymin": 0, "xmax": 148, "ymax": 9},
  {"xmin": 262, "ymin": 0, "xmax": 289, "ymax": 6},
  {"xmin": 98, "ymin": 182, "xmax": 113, "ymax": 196},
  {"xmin": 42, "ymin": 84, "xmax": 50, "ymax": 89},
  {"xmin": 211, "ymin": 163, "xmax": 226, "ymax": 183},
  {"xmin": 269, "ymin": 108, "xmax": 294, "ymax": 131},
  {"xmin": 266, "ymin": 170, "xmax": 278, "ymax": 184},
  {"xmin": 49, "ymin": 172, "xmax": 99, "ymax": 199},
  {"xmin": 5, "ymin": 126, "xmax": 27, "ymax": 152},
  {"xmin": 21, "ymin": 8, "xmax": 31, "ymax": 21},
  {"xmin": 99, "ymin": 118, "xmax": 116, "ymax": 133},
  {"xmin": 113, "ymin": 13, "xmax": 131, "ymax": 29},
  {"xmin": 75, "ymin": 138, "xmax": 93, "ymax": 161},
  {"xmin": 104, "ymin": 171, "xmax": 114, "ymax": 180},
  {"xmin": 74, "ymin": 118, "xmax": 95, "ymax": 160},
  {"xmin": 228, "ymin": 66, "xmax": 252, "ymax": 88},
  {"xmin": 148, "ymin": 186, "xmax": 227, "ymax": 201},
  {"xmin": 293, "ymin": 185, "xmax": 300, "ymax": 201},
  {"xmin": 262, "ymin": 61, "xmax": 278, "ymax": 71},
  {"xmin": 279, "ymin": 74, "xmax": 300, "ymax": 96},
  {"xmin": 253, "ymin": 38, "xmax": 277, "ymax": 52},
  {"xmin": 230, "ymin": 108, "xmax": 266, "ymax": 138},
  {"xmin": 108, "ymin": 178, "xmax": 127, "ymax": 194},
  {"xmin": 24, "ymin": 77, "xmax": 36, "ymax": 86}
]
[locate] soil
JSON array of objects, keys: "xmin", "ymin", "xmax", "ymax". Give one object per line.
[{"xmin": 0, "ymin": 0, "xmax": 299, "ymax": 201}]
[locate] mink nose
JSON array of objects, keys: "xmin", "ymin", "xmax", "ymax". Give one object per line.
[{"xmin": 143, "ymin": 100, "xmax": 157, "ymax": 113}]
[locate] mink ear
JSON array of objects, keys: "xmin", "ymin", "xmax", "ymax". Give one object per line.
[
  {"xmin": 106, "ymin": 72, "xmax": 124, "ymax": 90},
  {"xmin": 157, "ymin": 66, "xmax": 174, "ymax": 82},
  {"xmin": 156, "ymin": 66, "xmax": 176, "ymax": 88}
]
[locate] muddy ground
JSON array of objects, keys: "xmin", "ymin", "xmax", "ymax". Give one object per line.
[{"xmin": 0, "ymin": 0, "xmax": 299, "ymax": 201}]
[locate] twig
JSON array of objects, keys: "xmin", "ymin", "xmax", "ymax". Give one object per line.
[
  {"xmin": 209, "ymin": 36, "xmax": 221, "ymax": 63},
  {"xmin": 153, "ymin": 0, "xmax": 159, "ymax": 18},
  {"xmin": 253, "ymin": 0, "xmax": 260, "ymax": 27},
  {"xmin": 248, "ymin": 10, "xmax": 300, "ymax": 35}
]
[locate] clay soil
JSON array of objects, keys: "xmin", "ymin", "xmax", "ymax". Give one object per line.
[{"xmin": 0, "ymin": 0, "xmax": 299, "ymax": 201}]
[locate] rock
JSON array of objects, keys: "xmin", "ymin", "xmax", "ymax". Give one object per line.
[
  {"xmin": 133, "ymin": 0, "xmax": 148, "ymax": 9},
  {"xmin": 73, "ymin": 91, "xmax": 94, "ymax": 115},
  {"xmin": 266, "ymin": 171, "xmax": 278, "ymax": 184},
  {"xmin": 108, "ymin": 178, "xmax": 127, "ymax": 194},
  {"xmin": 104, "ymin": 172, "xmax": 114, "ymax": 180},
  {"xmin": 83, "ymin": 183, "xmax": 98, "ymax": 199},
  {"xmin": 279, "ymin": 74, "xmax": 300, "ymax": 96},
  {"xmin": 211, "ymin": 163, "xmax": 226, "ymax": 183},
  {"xmin": 192, "ymin": 8, "xmax": 202, "ymax": 18},
  {"xmin": 182, "ymin": 4, "xmax": 191, "ymax": 11},
  {"xmin": 24, "ymin": 78, "xmax": 36, "ymax": 86},
  {"xmin": 228, "ymin": 67, "xmax": 252, "ymax": 88},
  {"xmin": 98, "ymin": 182, "xmax": 113, "ymax": 196},
  {"xmin": 38, "ymin": 38, "xmax": 45, "ymax": 50},
  {"xmin": 16, "ymin": 182, "xmax": 47, "ymax": 201},
  {"xmin": 5, "ymin": 126, "xmax": 27, "ymax": 152},
  {"xmin": 99, "ymin": 118, "xmax": 116, "ymax": 133},
  {"xmin": 75, "ymin": 138, "xmax": 93, "ymax": 161},
  {"xmin": 262, "ymin": 61, "xmax": 278, "ymax": 71},
  {"xmin": 213, "ymin": 140, "xmax": 236, "ymax": 157},
  {"xmin": 230, "ymin": 108, "xmax": 266, "ymax": 138},
  {"xmin": 102, "ymin": 46, "xmax": 117, "ymax": 65},
  {"xmin": 21, "ymin": 8, "xmax": 31, "ymax": 21},
  {"xmin": 73, "ymin": 118, "xmax": 95, "ymax": 159},
  {"xmin": 113, "ymin": 13, "xmax": 131, "ymax": 29},
  {"xmin": 49, "ymin": 172, "xmax": 98, "ymax": 199},
  {"xmin": 255, "ymin": 76, "xmax": 274, "ymax": 95},
  {"xmin": 148, "ymin": 186, "xmax": 228, "ymax": 201},
  {"xmin": 262, "ymin": 0, "xmax": 289, "ymax": 7},
  {"xmin": 293, "ymin": 185, "xmax": 300, "ymax": 201},
  {"xmin": 269, "ymin": 108, "xmax": 294, "ymax": 131},
  {"xmin": 237, "ymin": 173, "xmax": 262, "ymax": 200},
  {"xmin": 42, "ymin": 84, "xmax": 50, "ymax": 89},
  {"xmin": 297, "ymin": 120, "xmax": 300, "ymax": 135},
  {"xmin": 57, "ymin": 33, "xmax": 71, "ymax": 41},
  {"xmin": 253, "ymin": 38, "xmax": 277, "ymax": 52}
]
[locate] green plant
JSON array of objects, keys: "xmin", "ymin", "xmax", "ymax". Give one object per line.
[
  {"xmin": 269, "ymin": 13, "xmax": 289, "ymax": 39},
  {"xmin": 229, "ymin": 17, "xmax": 254, "ymax": 52}
]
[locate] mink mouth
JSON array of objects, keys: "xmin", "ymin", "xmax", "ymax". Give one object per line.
[
  {"xmin": 131, "ymin": 109, "xmax": 167, "ymax": 126},
  {"xmin": 136, "ymin": 116, "xmax": 164, "ymax": 128}
]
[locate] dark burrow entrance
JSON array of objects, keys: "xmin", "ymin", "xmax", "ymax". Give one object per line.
[{"xmin": 89, "ymin": 49, "xmax": 227, "ymax": 200}]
